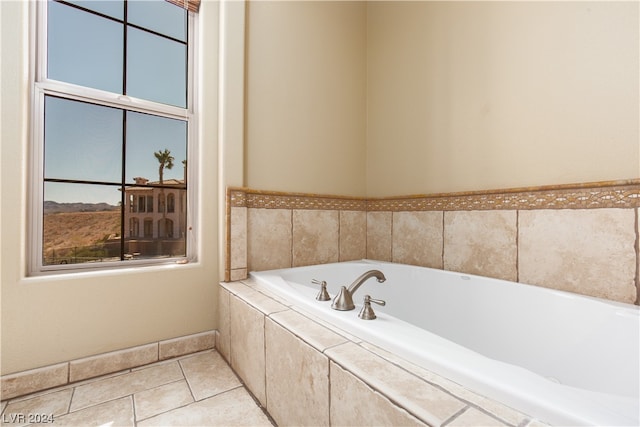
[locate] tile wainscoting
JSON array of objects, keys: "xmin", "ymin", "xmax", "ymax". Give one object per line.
[{"xmin": 226, "ymin": 180, "xmax": 640, "ymax": 305}]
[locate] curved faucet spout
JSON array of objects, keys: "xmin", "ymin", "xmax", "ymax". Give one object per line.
[
  {"xmin": 347, "ymin": 269, "xmax": 386, "ymax": 296},
  {"xmin": 332, "ymin": 269, "xmax": 386, "ymax": 311}
]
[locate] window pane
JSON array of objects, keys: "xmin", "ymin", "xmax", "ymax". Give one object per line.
[
  {"xmin": 45, "ymin": 97, "xmax": 123, "ymax": 183},
  {"xmin": 127, "ymin": 27, "xmax": 186, "ymax": 107},
  {"xmin": 123, "ymin": 189, "xmax": 186, "ymax": 258},
  {"xmin": 43, "ymin": 182, "xmax": 121, "ymax": 265},
  {"xmin": 127, "ymin": 0, "xmax": 186, "ymax": 41},
  {"xmin": 48, "ymin": 1, "xmax": 123, "ymax": 93},
  {"xmin": 65, "ymin": 0, "xmax": 124, "ymax": 20},
  {"xmin": 125, "ymin": 111, "xmax": 187, "ymax": 185}
]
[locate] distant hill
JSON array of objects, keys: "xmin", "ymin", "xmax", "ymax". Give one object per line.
[
  {"xmin": 43, "ymin": 210, "xmax": 120, "ymax": 258},
  {"xmin": 44, "ymin": 201, "xmax": 119, "ymax": 214}
]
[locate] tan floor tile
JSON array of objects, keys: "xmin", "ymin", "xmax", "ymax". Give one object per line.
[
  {"xmin": 70, "ymin": 362, "xmax": 183, "ymax": 412},
  {"xmin": 137, "ymin": 387, "xmax": 273, "ymax": 427},
  {"xmin": 1, "ymin": 389, "xmax": 72, "ymax": 427},
  {"xmin": 134, "ymin": 380, "xmax": 194, "ymax": 421},
  {"xmin": 46, "ymin": 396, "xmax": 134, "ymax": 427},
  {"xmin": 179, "ymin": 351, "xmax": 241, "ymax": 401}
]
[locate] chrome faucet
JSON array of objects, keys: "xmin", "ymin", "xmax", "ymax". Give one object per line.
[{"xmin": 331, "ymin": 270, "xmax": 386, "ymax": 311}]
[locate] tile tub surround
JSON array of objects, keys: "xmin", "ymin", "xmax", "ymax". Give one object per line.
[
  {"xmin": 218, "ymin": 278, "xmax": 549, "ymax": 427},
  {"xmin": 225, "ymin": 180, "xmax": 640, "ymax": 304},
  {"xmin": 1, "ymin": 331, "xmax": 215, "ymax": 401}
]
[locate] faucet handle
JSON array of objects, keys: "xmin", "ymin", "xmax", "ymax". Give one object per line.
[
  {"xmin": 365, "ymin": 295, "xmax": 386, "ymax": 306},
  {"xmin": 311, "ymin": 279, "xmax": 331, "ymax": 301},
  {"xmin": 359, "ymin": 294, "xmax": 386, "ymax": 320}
]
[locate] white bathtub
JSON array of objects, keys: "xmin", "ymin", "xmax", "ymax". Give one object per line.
[{"xmin": 250, "ymin": 260, "xmax": 639, "ymax": 427}]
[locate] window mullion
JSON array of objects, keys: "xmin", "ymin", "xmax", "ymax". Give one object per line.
[{"xmin": 123, "ymin": 0, "xmax": 128, "ymax": 96}]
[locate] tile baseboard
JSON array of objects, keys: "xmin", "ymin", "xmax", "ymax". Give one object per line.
[{"xmin": 1, "ymin": 330, "xmax": 216, "ymax": 401}]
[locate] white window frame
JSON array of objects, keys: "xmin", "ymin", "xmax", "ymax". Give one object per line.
[{"xmin": 28, "ymin": 0, "xmax": 199, "ymax": 275}]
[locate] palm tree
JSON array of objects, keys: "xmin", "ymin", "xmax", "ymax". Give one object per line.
[
  {"xmin": 154, "ymin": 149, "xmax": 174, "ymax": 241},
  {"xmin": 154, "ymin": 149, "xmax": 174, "ymax": 186}
]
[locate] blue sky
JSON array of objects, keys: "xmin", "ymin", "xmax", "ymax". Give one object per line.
[
  {"xmin": 44, "ymin": 0, "xmax": 187, "ymax": 205},
  {"xmin": 45, "ymin": 97, "xmax": 187, "ymax": 205}
]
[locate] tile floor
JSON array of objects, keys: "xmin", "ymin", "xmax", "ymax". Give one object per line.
[{"xmin": 0, "ymin": 350, "xmax": 274, "ymax": 426}]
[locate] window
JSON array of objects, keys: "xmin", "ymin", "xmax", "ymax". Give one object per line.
[
  {"xmin": 158, "ymin": 193, "xmax": 165, "ymax": 213},
  {"xmin": 159, "ymin": 218, "xmax": 174, "ymax": 238},
  {"xmin": 144, "ymin": 219, "xmax": 154, "ymax": 238},
  {"xmin": 31, "ymin": 0, "xmax": 196, "ymax": 273},
  {"xmin": 167, "ymin": 193, "xmax": 175, "ymax": 213},
  {"xmin": 129, "ymin": 218, "xmax": 140, "ymax": 237}
]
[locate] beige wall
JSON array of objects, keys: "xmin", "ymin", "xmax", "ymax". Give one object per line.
[
  {"xmin": 0, "ymin": 1, "xmax": 220, "ymax": 375},
  {"xmin": 366, "ymin": 1, "xmax": 640, "ymax": 196},
  {"xmin": 245, "ymin": 1, "xmax": 367, "ymax": 197}
]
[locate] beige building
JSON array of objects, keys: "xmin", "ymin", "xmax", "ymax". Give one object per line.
[{"xmin": 123, "ymin": 177, "xmax": 187, "ymax": 257}]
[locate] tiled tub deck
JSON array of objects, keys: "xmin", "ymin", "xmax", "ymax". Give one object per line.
[{"xmin": 218, "ymin": 277, "xmax": 551, "ymax": 427}]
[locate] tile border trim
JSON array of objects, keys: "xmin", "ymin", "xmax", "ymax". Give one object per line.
[
  {"xmin": 0, "ymin": 330, "xmax": 216, "ymax": 401},
  {"xmin": 228, "ymin": 187, "xmax": 367, "ymax": 211},
  {"xmin": 229, "ymin": 179, "xmax": 640, "ymax": 211}
]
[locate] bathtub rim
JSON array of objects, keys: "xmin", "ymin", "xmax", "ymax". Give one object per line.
[{"xmin": 249, "ymin": 259, "xmax": 640, "ymax": 427}]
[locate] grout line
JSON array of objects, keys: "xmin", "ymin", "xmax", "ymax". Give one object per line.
[
  {"xmin": 176, "ymin": 358, "xmax": 196, "ymax": 403},
  {"xmin": 364, "ymin": 210, "xmax": 370, "ymax": 260},
  {"xmin": 262, "ymin": 311, "xmax": 268, "ymax": 410},
  {"xmin": 66, "ymin": 385, "xmax": 75, "ymax": 416},
  {"xmin": 130, "ymin": 393, "xmax": 138, "ymax": 426},
  {"xmin": 440, "ymin": 404, "xmax": 469, "ymax": 426},
  {"xmin": 462, "ymin": 402, "xmax": 519, "ymax": 427},
  {"xmin": 337, "ymin": 210, "xmax": 342, "ymax": 262},
  {"xmin": 326, "ymin": 358, "xmax": 332, "ymax": 426},
  {"xmin": 635, "ymin": 208, "xmax": 639, "ymax": 305},
  {"xmin": 517, "ymin": 418, "xmax": 534, "ymax": 427},
  {"xmin": 290, "ymin": 208, "xmax": 294, "ymax": 268},
  {"xmin": 516, "ymin": 210, "xmax": 520, "ymax": 283},
  {"xmin": 390, "ymin": 211, "xmax": 394, "ymax": 262},
  {"xmin": 441, "ymin": 210, "xmax": 445, "ymax": 269}
]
